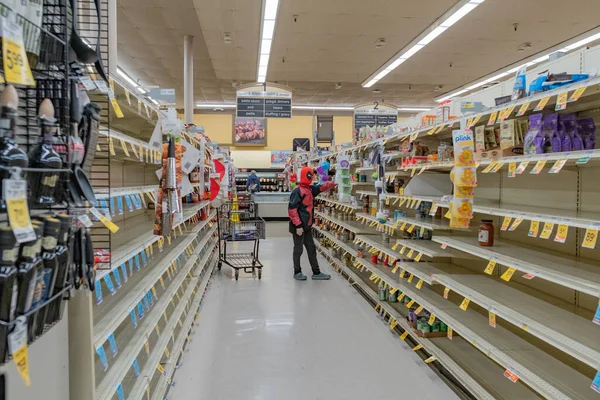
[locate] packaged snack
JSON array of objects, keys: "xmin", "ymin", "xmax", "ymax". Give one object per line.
[
  {"xmin": 452, "ymin": 131, "xmax": 476, "ymax": 167},
  {"xmin": 543, "ymin": 114, "xmax": 560, "ymax": 153},
  {"xmin": 474, "ymin": 126, "xmax": 485, "ymax": 152},
  {"xmin": 454, "ymin": 185, "xmax": 475, "ymax": 199},
  {"xmin": 484, "ymin": 127, "xmax": 499, "ymax": 149},
  {"xmin": 523, "ymin": 114, "xmax": 544, "ymax": 154},
  {"xmin": 454, "ymin": 167, "xmax": 477, "ymax": 187},
  {"xmin": 500, "ymin": 119, "xmax": 517, "ymax": 149},
  {"xmin": 577, "ymin": 118, "xmax": 596, "ymax": 150}
]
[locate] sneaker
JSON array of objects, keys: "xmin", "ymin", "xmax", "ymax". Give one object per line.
[
  {"xmin": 294, "ymin": 272, "xmax": 307, "ymax": 281},
  {"xmin": 312, "ymin": 273, "xmax": 331, "ymax": 280}
]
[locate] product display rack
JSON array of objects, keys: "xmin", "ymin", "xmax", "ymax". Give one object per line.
[{"xmin": 308, "ymin": 50, "xmax": 600, "ymax": 398}]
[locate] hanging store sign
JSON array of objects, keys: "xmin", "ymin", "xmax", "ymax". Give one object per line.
[
  {"xmin": 354, "ymin": 103, "xmax": 398, "ymax": 129},
  {"xmin": 236, "ymin": 84, "xmax": 292, "ymax": 118}
]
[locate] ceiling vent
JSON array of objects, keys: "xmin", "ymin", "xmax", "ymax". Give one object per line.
[
  {"xmin": 517, "ymin": 42, "xmax": 532, "ymax": 52},
  {"xmin": 335, "ymin": 83, "xmax": 342, "ymax": 90},
  {"xmin": 372, "ymin": 89, "xmax": 381, "ymax": 94},
  {"xmin": 375, "ymin": 38, "xmax": 386, "ymax": 48},
  {"xmin": 224, "ymin": 33, "xmax": 233, "ymax": 44}
]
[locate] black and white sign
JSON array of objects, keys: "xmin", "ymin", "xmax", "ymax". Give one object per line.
[
  {"xmin": 353, "ymin": 104, "xmax": 398, "ymax": 130},
  {"xmin": 236, "ymin": 86, "xmax": 292, "ymax": 118}
]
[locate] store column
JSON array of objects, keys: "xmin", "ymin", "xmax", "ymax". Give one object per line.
[{"xmin": 184, "ymin": 35, "xmax": 194, "ymax": 124}]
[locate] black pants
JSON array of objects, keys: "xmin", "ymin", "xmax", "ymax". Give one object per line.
[{"xmin": 292, "ymin": 229, "xmax": 321, "ymax": 275}]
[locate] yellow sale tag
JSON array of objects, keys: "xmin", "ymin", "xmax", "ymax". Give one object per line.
[
  {"xmin": 424, "ymin": 356, "xmax": 437, "ymax": 364},
  {"xmin": 11, "ymin": 341, "xmax": 30, "ymax": 386},
  {"xmin": 530, "ymin": 160, "xmax": 546, "ymax": 174},
  {"xmin": 503, "ymin": 105, "xmax": 516, "ymax": 121},
  {"xmin": 447, "ymin": 327, "xmax": 453, "ymax": 340},
  {"xmin": 481, "ymin": 160, "xmax": 497, "ymax": 173},
  {"xmin": 489, "ymin": 311, "xmax": 497, "ymax": 328},
  {"xmin": 534, "ymin": 96, "xmax": 551, "ymax": 111},
  {"xmin": 539, "ymin": 222, "xmax": 554, "ymax": 239},
  {"xmin": 145, "ymin": 340, "xmax": 150, "ymax": 354},
  {"xmin": 90, "ymin": 208, "xmax": 119, "ymax": 233},
  {"xmin": 501, "ymin": 267, "xmax": 516, "ymax": 282},
  {"xmin": 509, "ymin": 218, "xmax": 523, "ymax": 231},
  {"xmin": 436, "ymin": 124, "xmax": 446, "ymax": 133},
  {"xmin": 487, "ymin": 111, "xmax": 498, "ymax": 126},
  {"xmin": 389, "ymin": 319, "xmax": 398, "ymax": 330},
  {"xmin": 426, "ymin": 127, "xmax": 436, "ymax": 135},
  {"xmin": 582, "ymin": 228, "xmax": 599, "ymax": 249},
  {"xmin": 2, "ymin": 20, "xmax": 35, "ymax": 86},
  {"xmin": 164, "ymin": 347, "xmax": 170, "ymax": 358},
  {"xmin": 391, "ymin": 265, "xmax": 399, "ymax": 274},
  {"xmin": 415, "ymin": 279, "xmax": 423, "ymax": 289},
  {"xmin": 407, "ymin": 224, "xmax": 416, "ymax": 233},
  {"xmin": 484, "ymin": 260, "xmax": 496, "ymax": 275},
  {"xmin": 414, "ymin": 252, "xmax": 423, "ymax": 262},
  {"xmin": 406, "ymin": 249, "xmax": 414, "ymax": 258},
  {"xmin": 459, "ymin": 298, "xmax": 470, "ymax": 311},
  {"xmin": 156, "ymin": 364, "xmax": 165, "ymax": 375},
  {"xmin": 428, "ymin": 314, "xmax": 436, "ymax": 325},
  {"xmin": 400, "ymin": 331, "xmax": 409, "ymax": 340},
  {"xmin": 500, "ymin": 216, "xmax": 512, "ymax": 231},
  {"xmin": 555, "ymin": 92, "xmax": 568, "ymax": 111},
  {"xmin": 406, "ymin": 299, "xmax": 415, "ymax": 308},
  {"xmin": 472, "ymin": 115, "xmax": 483, "ymax": 126},
  {"xmin": 419, "ymin": 226, "xmax": 425, "ymax": 236},
  {"xmin": 568, "ymin": 86, "xmax": 586, "ymax": 102},
  {"xmin": 554, "ymin": 224, "xmax": 568, "ymax": 243},
  {"xmin": 110, "ymin": 97, "xmax": 124, "ymax": 118},
  {"xmin": 400, "ymin": 222, "xmax": 407, "ymax": 231},
  {"xmin": 415, "ymin": 306, "xmax": 423, "ymax": 314},
  {"xmin": 516, "ymin": 102, "xmax": 530, "ymax": 116},
  {"xmin": 412, "ymin": 344, "xmax": 423, "ymax": 351},
  {"xmin": 131, "ymin": 143, "xmax": 139, "ymax": 159},
  {"xmin": 515, "ymin": 161, "xmax": 529, "ymax": 175},
  {"xmin": 119, "ymin": 139, "xmax": 131, "ymax": 157},
  {"xmin": 466, "ymin": 117, "xmax": 474, "ymax": 129},
  {"xmin": 549, "ymin": 159, "xmax": 567, "ymax": 174},
  {"xmin": 397, "ymin": 293, "xmax": 405, "ymax": 301},
  {"xmin": 407, "ymin": 273, "xmax": 414, "ymax": 283},
  {"xmin": 399, "ymin": 269, "xmax": 406, "ymax": 278},
  {"xmin": 399, "ymin": 246, "xmax": 406, "ymax": 255},
  {"xmin": 418, "ymin": 166, "xmax": 426, "ymax": 175},
  {"xmin": 528, "ymin": 220, "xmax": 539, "ymax": 237},
  {"xmin": 491, "ymin": 161, "xmax": 505, "ymax": 173},
  {"xmin": 392, "ymin": 243, "xmax": 399, "ymax": 251},
  {"xmin": 108, "ymin": 137, "xmax": 116, "ymax": 156},
  {"xmin": 508, "ymin": 162, "xmax": 516, "ymax": 177}
]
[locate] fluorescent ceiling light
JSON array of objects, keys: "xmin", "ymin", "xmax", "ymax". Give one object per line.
[
  {"xmin": 196, "ymin": 103, "xmax": 236, "ymax": 108},
  {"xmin": 362, "ymin": 0, "xmax": 485, "ymax": 88},
  {"xmin": 398, "ymin": 107, "xmax": 432, "ymax": 112},
  {"xmin": 148, "ymin": 97, "xmax": 159, "ymax": 106},
  {"xmin": 562, "ymin": 32, "xmax": 600, "ymax": 51},
  {"xmin": 256, "ymin": 0, "xmax": 280, "ymax": 82},
  {"xmin": 117, "ymin": 67, "xmax": 149, "ymax": 94}
]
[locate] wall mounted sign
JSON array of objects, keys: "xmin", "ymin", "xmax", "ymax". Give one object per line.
[
  {"xmin": 353, "ymin": 103, "xmax": 398, "ymax": 129},
  {"xmin": 236, "ymin": 83, "xmax": 292, "ymax": 118}
]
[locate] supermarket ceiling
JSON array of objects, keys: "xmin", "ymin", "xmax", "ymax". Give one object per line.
[{"xmin": 117, "ymin": 0, "xmax": 600, "ymax": 110}]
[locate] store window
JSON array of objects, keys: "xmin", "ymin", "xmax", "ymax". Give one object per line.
[{"xmin": 317, "ymin": 115, "xmax": 333, "ymax": 143}]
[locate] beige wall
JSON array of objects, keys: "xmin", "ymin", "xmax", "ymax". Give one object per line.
[{"xmin": 191, "ymin": 113, "xmax": 354, "ymax": 151}]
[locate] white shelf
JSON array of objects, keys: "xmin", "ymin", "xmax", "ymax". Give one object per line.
[
  {"xmin": 317, "ymin": 197, "xmax": 361, "ymax": 210},
  {"xmin": 357, "ymin": 234, "xmax": 450, "ymax": 260},
  {"xmin": 315, "ymin": 211, "xmax": 376, "ymax": 235},
  {"xmin": 317, "ymin": 232, "xmax": 597, "ymax": 400},
  {"xmin": 96, "ymin": 204, "xmax": 213, "ymax": 279},
  {"xmin": 434, "ymin": 274, "xmax": 600, "ymax": 369},
  {"xmin": 351, "ymin": 181, "xmax": 374, "ymax": 186},
  {"xmin": 386, "ymin": 193, "xmax": 447, "ymax": 205},
  {"xmin": 130, "ymin": 253, "xmax": 217, "ymax": 400},
  {"xmin": 95, "ymin": 236, "xmax": 217, "ymax": 400},
  {"xmin": 355, "ymin": 190, "xmax": 379, "ymax": 197},
  {"xmin": 356, "ymin": 212, "xmax": 450, "ymax": 231},
  {"xmin": 93, "ymin": 224, "xmax": 218, "ymax": 348},
  {"xmin": 355, "ymin": 166, "xmax": 376, "ymax": 172},
  {"xmin": 95, "ymin": 185, "xmax": 158, "ymax": 200},
  {"xmin": 432, "ymin": 236, "xmax": 600, "ymax": 297}
]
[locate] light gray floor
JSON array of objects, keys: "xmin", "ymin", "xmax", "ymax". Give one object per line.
[{"xmin": 169, "ymin": 223, "xmax": 459, "ymax": 400}]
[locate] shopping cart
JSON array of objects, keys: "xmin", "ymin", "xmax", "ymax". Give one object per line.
[{"xmin": 217, "ymin": 199, "xmax": 266, "ymax": 280}]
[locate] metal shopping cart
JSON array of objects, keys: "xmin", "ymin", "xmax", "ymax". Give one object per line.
[{"xmin": 217, "ymin": 199, "xmax": 266, "ymax": 280}]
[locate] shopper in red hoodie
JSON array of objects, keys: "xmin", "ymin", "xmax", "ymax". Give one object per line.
[{"xmin": 288, "ymin": 166, "xmax": 336, "ymax": 280}]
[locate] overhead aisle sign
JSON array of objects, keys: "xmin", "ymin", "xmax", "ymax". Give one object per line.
[
  {"xmin": 354, "ymin": 103, "xmax": 398, "ymax": 129},
  {"xmin": 236, "ymin": 84, "xmax": 292, "ymax": 118}
]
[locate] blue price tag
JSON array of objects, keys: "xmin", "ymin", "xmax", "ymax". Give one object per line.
[
  {"xmin": 593, "ymin": 301, "xmax": 600, "ymax": 325},
  {"xmin": 592, "ymin": 370, "xmax": 600, "ymax": 393},
  {"xmin": 116, "ymin": 384, "xmax": 125, "ymax": 400},
  {"xmin": 134, "ymin": 194, "xmax": 143, "ymax": 209},
  {"xmin": 99, "ymin": 199, "xmax": 108, "ymax": 211},
  {"xmin": 109, "ymin": 197, "xmax": 116, "ymax": 216},
  {"xmin": 138, "ymin": 301, "xmax": 145, "ymax": 320},
  {"xmin": 125, "ymin": 195, "xmax": 134, "ymax": 212},
  {"xmin": 108, "ymin": 333, "xmax": 118, "ymax": 357},
  {"xmin": 176, "ymin": 258, "xmax": 181, "ymax": 269},
  {"xmin": 135, "ymin": 254, "xmax": 141, "ymax": 270},
  {"xmin": 148, "ymin": 291, "xmax": 154, "ymax": 307},
  {"xmin": 128, "ymin": 258, "xmax": 134, "ymax": 276},
  {"xmin": 96, "ymin": 346, "xmax": 108, "ymax": 371},
  {"xmin": 113, "ymin": 269, "xmax": 122, "ymax": 289},
  {"xmin": 143, "ymin": 296, "xmax": 149, "ymax": 311},
  {"xmin": 130, "ymin": 309, "xmax": 137, "ymax": 328},
  {"xmin": 95, "ymin": 280, "xmax": 103, "ymax": 305},
  {"xmin": 120, "ymin": 264, "xmax": 128, "ymax": 282},
  {"xmin": 104, "ymin": 274, "xmax": 116, "ymax": 295},
  {"xmin": 132, "ymin": 359, "xmax": 140, "ymax": 376},
  {"xmin": 141, "ymin": 251, "xmax": 147, "ymax": 266},
  {"xmin": 117, "ymin": 196, "xmax": 124, "ymax": 215}
]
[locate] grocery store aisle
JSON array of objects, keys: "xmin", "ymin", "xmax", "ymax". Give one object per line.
[{"xmin": 169, "ymin": 224, "xmax": 459, "ymax": 400}]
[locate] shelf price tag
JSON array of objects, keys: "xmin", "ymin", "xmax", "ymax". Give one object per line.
[
  {"xmin": 3, "ymin": 179, "xmax": 36, "ymax": 243},
  {"xmin": 490, "ymin": 161, "xmax": 505, "ymax": 173},
  {"xmin": 509, "ymin": 218, "xmax": 523, "ymax": 231},
  {"xmin": 569, "ymin": 86, "xmax": 586, "ymax": 103},
  {"xmin": 447, "ymin": 327, "xmax": 453, "ymax": 340},
  {"xmin": 515, "ymin": 161, "xmax": 529, "ymax": 175},
  {"xmin": 489, "ymin": 311, "xmax": 497, "ymax": 327},
  {"xmin": 415, "ymin": 306, "xmax": 424, "ymax": 314},
  {"xmin": 407, "ymin": 273, "xmax": 414, "ymax": 283},
  {"xmin": 400, "ymin": 331, "xmax": 409, "ymax": 341},
  {"xmin": 428, "ymin": 314, "xmax": 436, "ymax": 325},
  {"xmin": 516, "ymin": 102, "xmax": 530, "ymax": 116},
  {"xmin": 504, "ymin": 369, "xmax": 520, "ymax": 383},
  {"xmin": 424, "ymin": 356, "xmax": 437, "ymax": 364},
  {"xmin": 487, "ymin": 111, "xmax": 498, "ymax": 126},
  {"xmin": 406, "ymin": 299, "xmax": 415, "ymax": 308},
  {"xmin": 549, "ymin": 159, "xmax": 567, "ymax": 173},
  {"xmin": 534, "ymin": 96, "xmax": 551, "ymax": 111},
  {"xmin": 412, "ymin": 344, "xmax": 423, "ymax": 351},
  {"xmin": 501, "ymin": 267, "xmax": 516, "ymax": 282},
  {"xmin": 481, "ymin": 160, "xmax": 497, "ymax": 173},
  {"xmin": 9, "ymin": 318, "xmax": 30, "ymax": 385},
  {"xmin": 459, "ymin": 297, "xmax": 470, "ymax": 311},
  {"xmin": 555, "ymin": 92, "xmax": 568, "ymax": 111},
  {"xmin": 528, "ymin": 220, "xmax": 540, "ymax": 237},
  {"xmin": 500, "ymin": 216, "xmax": 512, "ymax": 231},
  {"xmin": 582, "ymin": 228, "xmax": 599, "ymax": 249},
  {"xmin": 90, "ymin": 207, "xmax": 119, "ymax": 233},
  {"xmin": 415, "ymin": 279, "xmax": 423, "ymax": 289},
  {"xmin": 554, "ymin": 224, "xmax": 569, "ymax": 243},
  {"xmin": 426, "ymin": 127, "xmax": 436, "ymax": 135},
  {"xmin": 539, "ymin": 222, "xmax": 554, "ymax": 239},
  {"xmin": 2, "ymin": 18, "xmax": 35, "ymax": 86},
  {"xmin": 405, "ymin": 248, "xmax": 413, "ymax": 258},
  {"xmin": 443, "ymin": 287, "xmax": 450, "ymax": 299},
  {"xmin": 508, "ymin": 162, "xmax": 517, "ymax": 177}
]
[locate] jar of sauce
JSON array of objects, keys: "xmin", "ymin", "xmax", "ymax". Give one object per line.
[{"xmin": 478, "ymin": 220, "xmax": 494, "ymax": 246}]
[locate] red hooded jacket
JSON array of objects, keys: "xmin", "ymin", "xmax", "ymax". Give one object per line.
[{"xmin": 288, "ymin": 167, "xmax": 336, "ymax": 233}]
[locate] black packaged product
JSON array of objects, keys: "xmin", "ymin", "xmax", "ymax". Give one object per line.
[
  {"xmin": 46, "ymin": 214, "xmax": 70, "ymax": 325},
  {"xmin": 16, "ymin": 222, "xmax": 43, "ymax": 316},
  {"xmin": 31, "ymin": 216, "xmax": 60, "ymax": 338},
  {"xmin": 0, "ymin": 227, "xmax": 18, "ymax": 362}
]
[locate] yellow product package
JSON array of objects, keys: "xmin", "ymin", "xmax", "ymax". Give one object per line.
[
  {"xmin": 452, "ymin": 131, "xmax": 476, "ymax": 167},
  {"xmin": 453, "ymin": 166, "xmax": 478, "ymax": 188}
]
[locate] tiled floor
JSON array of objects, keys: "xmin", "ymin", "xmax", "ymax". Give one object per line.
[{"xmin": 168, "ymin": 224, "xmax": 459, "ymax": 400}]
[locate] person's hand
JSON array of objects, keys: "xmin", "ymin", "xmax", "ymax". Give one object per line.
[{"xmin": 296, "ymin": 227, "xmax": 304, "ymax": 236}]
